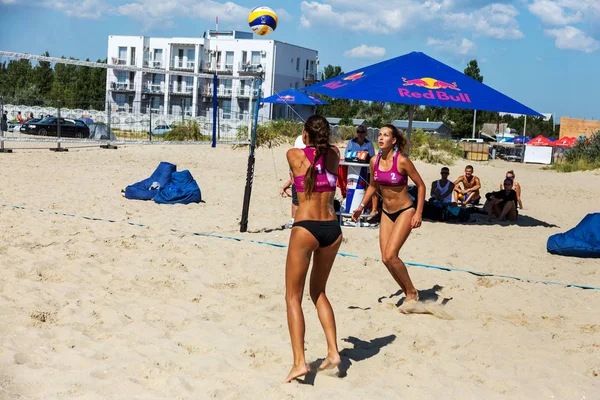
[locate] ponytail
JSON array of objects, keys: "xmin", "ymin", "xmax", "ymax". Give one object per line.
[{"xmin": 302, "ymin": 115, "xmax": 331, "ymax": 196}]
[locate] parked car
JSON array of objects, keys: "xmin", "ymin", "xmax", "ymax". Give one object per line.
[
  {"xmin": 19, "ymin": 117, "xmax": 90, "ymax": 138},
  {"xmin": 458, "ymin": 138, "xmax": 484, "ymax": 143},
  {"xmin": 7, "ymin": 122, "xmax": 22, "ymax": 132},
  {"xmin": 151, "ymin": 124, "xmax": 172, "ymax": 136}
]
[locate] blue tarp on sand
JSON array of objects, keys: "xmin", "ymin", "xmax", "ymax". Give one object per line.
[
  {"xmin": 547, "ymin": 213, "xmax": 600, "ymax": 258},
  {"xmin": 154, "ymin": 170, "xmax": 202, "ymax": 204},
  {"xmin": 123, "ymin": 162, "xmax": 202, "ymax": 204}
]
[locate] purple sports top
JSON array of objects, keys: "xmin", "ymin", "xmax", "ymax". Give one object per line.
[
  {"xmin": 373, "ymin": 151, "xmax": 408, "ymax": 187},
  {"xmin": 294, "ymin": 147, "xmax": 337, "ymax": 192}
]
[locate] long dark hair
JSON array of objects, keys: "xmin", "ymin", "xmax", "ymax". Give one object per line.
[
  {"xmin": 303, "ymin": 115, "xmax": 330, "ymax": 195},
  {"xmin": 382, "ymin": 124, "xmax": 407, "ymax": 153}
]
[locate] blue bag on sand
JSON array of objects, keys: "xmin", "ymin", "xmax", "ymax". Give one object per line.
[
  {"xmin": 547, "ymin": 213, "xmax": 600, "ymax": 258},
  {"xmin": 124, "ymin": 162, "xmax": 177, "ymax": 200},
  {"xmin": 154, "ymin": 170, "xmax": 202, "ymax": 205}
]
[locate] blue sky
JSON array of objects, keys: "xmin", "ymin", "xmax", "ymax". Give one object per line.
[{"xmin": 1, "ymin": 0, "xmax": 599, "ymax": 121}]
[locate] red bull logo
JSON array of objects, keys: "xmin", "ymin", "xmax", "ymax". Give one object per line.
[
  {"xmin": 323, "ymin": 71, "xmax": 365, "ymax": 89},
  {"xmin": 343, "ymin": 72, "xmax": 364, "ymax": 82},
  {"xmin": 399, "ymin": 77, "xmax": 471, "ymax": 103},
  {"xmin": 277, "ymin": 95, "xmax": 295, "ymax": 102}
]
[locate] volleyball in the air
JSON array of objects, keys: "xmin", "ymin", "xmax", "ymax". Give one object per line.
[{"xmin": 248, "ymin": 6, "xmax": 278, "ymax": 36}]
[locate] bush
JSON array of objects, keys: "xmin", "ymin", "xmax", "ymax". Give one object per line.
[
  {"xmin": 338, "ymin": 125, "xmax": 356, "ymax": 141},
  {"xmin": 548, "ymin": 132, "xmax": 600, "ymax": 172},
  {"xmin": 407, "ymin": 129, "xmax": 463, "ymax": 165},
  {"xmin": 235, "ymin": 119, "xmax": 303, "ymax": 149},
  {"xmin": 164, "ymin": 120, "xmax": 210, "ymax": 141}
]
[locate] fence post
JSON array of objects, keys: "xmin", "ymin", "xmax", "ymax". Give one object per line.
[
  {"xmin": 51, "ymin": 100, "xmax": 68, "ymax": 152},
  {"xmin": 0, "ymin": 97, "xmax": 13, "ymax": 153},
  {"xmin": 107, "ymin": 100, "xmax": 112, "ymax": 139}
]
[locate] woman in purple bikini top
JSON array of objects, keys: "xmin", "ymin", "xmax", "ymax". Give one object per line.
[
  {"xmin": 373, "ymin": 150, "xmax": 408, "ymax": 187},
  {"xmin": 294, "ymin": 147, "xmax": 337, "ymax": 192}
]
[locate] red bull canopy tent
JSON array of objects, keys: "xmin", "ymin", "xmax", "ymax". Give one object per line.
[
  {"xmin": 261, "ymin": 88, "xmax": 329, "ymax": 105},
  {"xmin": 527, "ymin": 135, "xmax": 555, "ymax": 146},
  {"xmin": 301, "ymin": 52, "xmax": 541, "ymax": 115}
]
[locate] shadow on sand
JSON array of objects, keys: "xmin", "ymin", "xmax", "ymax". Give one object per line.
[{"xmin": 298, "ymin": 334, "xmax": 397, "ymax": 384}]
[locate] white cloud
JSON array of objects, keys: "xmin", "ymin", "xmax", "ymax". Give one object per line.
[
  {"xmin": 446, "ymin": 4, "xmax": 525, "ymax": 40},
  {"xmin": 527, "ymin": 0, "xmax": 581, "ymax": 25},
  {"xmin": 545, "ymin": 25, "xmax": 600, "ymax": 52},
  {"xmin": 427, "ymin": 37, "xmax": 477, "ymax": 55},
  {"xmin": 343, "ymin": 44, "xmax": 386, "ymax": 58},
  {"xmin": 300, "ymin": 15, "xmax": 311, "ymax": 28},
  {"xmin": 39, "ymin": 0, "xmax": 111, "ymax": 18},
  {"xmin": 299, "ymin": 1, "xmax": 524, "ymax": 40},
  {"xmin": 116, "ymin": 0, "xmax": 252, "ymax": 30}
]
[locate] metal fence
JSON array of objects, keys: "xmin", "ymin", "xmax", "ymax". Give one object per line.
[{"xmin": 1, "ymin": 94, "xmax": 267, "ymax": 148}]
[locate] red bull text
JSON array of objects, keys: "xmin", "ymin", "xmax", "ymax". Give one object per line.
[{"xmin": 399, "ymin": 77, "xmax": 470, "ymax": 103}]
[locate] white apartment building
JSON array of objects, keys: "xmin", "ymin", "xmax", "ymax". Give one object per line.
[{"xmin": 106, "ymin": 30, "xmax": 319, "ymax": 122}]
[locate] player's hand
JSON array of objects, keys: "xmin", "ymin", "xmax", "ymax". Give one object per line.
[
  {"xmin": 411, "ymin": 213, "xmax": 422, "ymax": 229},
  {"xmin": 351, "ymin": 207, "xmax": 363, "ymax": 222}
]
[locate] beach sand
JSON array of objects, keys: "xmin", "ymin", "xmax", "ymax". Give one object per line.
[{"xmin": 0, "ymin": 142, "xmax": 599, "ymax": 399}]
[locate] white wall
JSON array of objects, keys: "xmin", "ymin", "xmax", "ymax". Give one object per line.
[{"xmin": 106, "ymin": 33, "xmax": 317, "ymax": 122}]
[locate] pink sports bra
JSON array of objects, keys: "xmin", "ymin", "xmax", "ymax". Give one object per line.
[
  {"xmin": 294, "ymin": 147, "xmax": 338, "ymax": 192},
  {"xmin": 373, "ymin": 151, "xmax": 408, "ymax": 187}
]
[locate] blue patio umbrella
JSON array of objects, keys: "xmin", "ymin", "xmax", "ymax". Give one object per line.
[
  {"xmin": 508, "ymin": 135, "xmax": 531, "ymax": 144},
  {"xmin": 301, "ymin": 52, "xmax": 541, "ymax": 115},
  {"xmin": 261, "ymin": 89, "xmax": 329, "ymax": 105}
]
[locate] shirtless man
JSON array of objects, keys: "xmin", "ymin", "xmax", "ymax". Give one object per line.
[{"xmin": 453, "ymin": 165, "xmax": 481, "ymax": 206}]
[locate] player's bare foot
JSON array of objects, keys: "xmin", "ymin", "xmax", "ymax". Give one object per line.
[
  {"xmin": 318, "ymin": 353, "xmax": 341, "ymax": 370},
  {"xmin": 284, "ymin": 363, "xmax": 309, "ymax": 383}
]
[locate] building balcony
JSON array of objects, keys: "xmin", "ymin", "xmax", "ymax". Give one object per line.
[
  {"xmin": 303, "ymin": 69, "xmax": 318, "ymax": 82},
  {"xmin": 238, "ymin": 63, "xmax": 264, "ymax": 76},
  {"xmin": 171, "ymin": 83, "xmax": 194, "ymax": 95},
  {"xmin": 202, "ymin": 61, "xmax": 233, "ymax": 75},
  {"xmin": 143, "ymin": 60, "xmax": 164, "ymax": 69},
  {"xmin": 237, "ymin": 88, "xmax": 259, "ymax": 98},
  {"xmin": 202, "ymin": 86, "xmax": 233, "ymax": 97},
  {"xmin": 110, "ymin": 81, "xmax": 136, "ymax": 92},
  {"xmin": 111, "ymin": 58, "xmax": 128, "ymax": 65},
  {"xmin": 142, "ymin": 83, "xmax": 165, "ymax": 94},
  {"xmin": 171, "ymin": 58, "xmax": 195, "ymax": 71}
]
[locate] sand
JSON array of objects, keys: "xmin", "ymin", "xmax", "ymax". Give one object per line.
[{"xmin": 0, "ymin": 141, "xmax": 598, "ymax": 399}]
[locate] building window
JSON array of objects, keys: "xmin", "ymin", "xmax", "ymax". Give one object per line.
[
  {"xmin": 115, "ymin": 70, "xmax": 127, "ymax": 82},
  {"xmin": 296, "ymin": 57, "xmax": 300, "ymax": 71},
  {"xmin": 251, "ymin": 51, "xmax": 261, "ymax": 65},
  {"xmin": 118, "ymin": 47, "xmax": 127, "ymax": 63},
  {"xmin": 295, "ymin": 82, "xmax": 299, "ymax": 89},
  {"xmin": 225, "ymin": 51, "xmax": 234, "ymax": 71},
  {"xmin": 222, "ymin": 100, "xmax": 232, "ymax": 120},
  {"xmin": 130, "ymin": 47, "xmax": 136, "ymax": 66}
]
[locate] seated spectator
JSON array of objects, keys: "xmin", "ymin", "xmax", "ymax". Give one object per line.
[
  {"xmin": 429, "ymin": 167, "xmax": 454, "ymax": 205},
  {"xmin": 485, "ymin": 179, "xmax": 518, "ymax": 222},
  {"xmin": 500, "ymin": 170, "xmax": 523, "ymax": 209},
  {"xmin": 453, "ymin": 165, "xmax": 481, "ymax": 206},
  {"xmin": 27, "ymin": 112, "xmax": 34, "ymax": 121}
]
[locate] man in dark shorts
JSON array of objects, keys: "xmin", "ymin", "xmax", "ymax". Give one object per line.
[{"xmin": 485, "ymin": 178, "xmax": 518, "ymax": 222}]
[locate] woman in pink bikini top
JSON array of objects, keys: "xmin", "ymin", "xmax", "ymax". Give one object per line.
[
  {"xmin": 352, "ymin": 124, "xmax": 426, "ymax": 313},
  {"xmin": 373, "ymin": 150, "xmax": 408, "ymax": 187}
]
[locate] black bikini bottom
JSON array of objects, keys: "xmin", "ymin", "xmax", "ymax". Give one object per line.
[
  {"xmin": 382, "ymin": 204, "xmax": 415, "ymax": 223},
  {"xmin": 292, "ymin": 220, "xmax": 342, "ymax": 248}
]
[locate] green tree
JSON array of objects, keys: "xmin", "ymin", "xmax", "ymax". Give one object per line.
[
  {"xmin": 31, "ymin": 51, "xmax": 54, "ymax": 99},
  {"xmin": 320, "ymin": 65, "xmax": 343, "ymax": 81},
  {"xmin": 1, "ymin": 59, "xmax": 33, "ymax": 101}
]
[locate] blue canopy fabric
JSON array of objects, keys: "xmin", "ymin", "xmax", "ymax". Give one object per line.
[
  {"xmin": 301, "ymin": 52, "xmax": 541, "ymax": 116},
  {"xmin": 506, "ymin": 135, "xmax": 531, "ymax": 143},
  {"xmin": 261, "ymin": 89, "xmax": 328, "ymax": 105}
]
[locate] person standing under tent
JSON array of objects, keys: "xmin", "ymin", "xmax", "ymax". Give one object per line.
[
  {"xmin": 352, "ymin": 124, "xmax": 426, "ymax": 311},
  {"xmin": 284, "ymin": 115, "xmax": 342, "ymax": 382}
]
